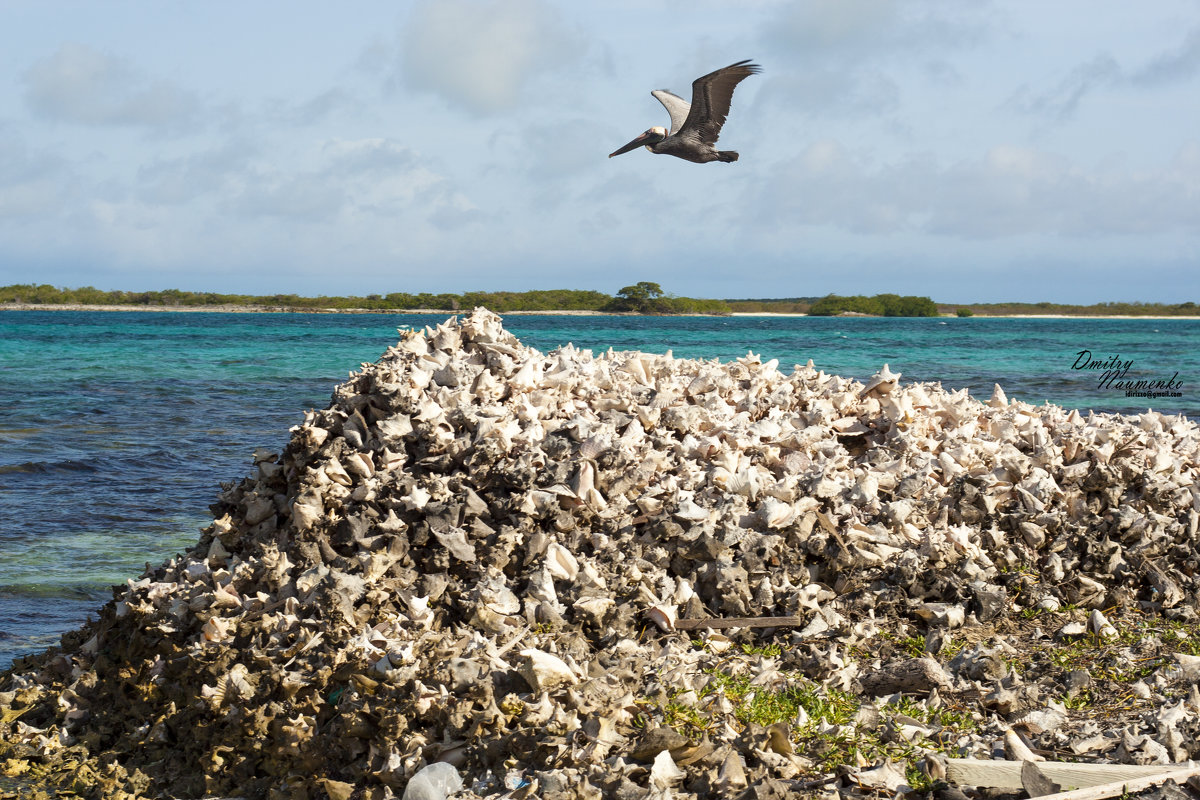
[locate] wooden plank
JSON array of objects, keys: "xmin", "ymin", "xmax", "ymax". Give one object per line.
[
  {"xmin": 1036, "ymin": 765, "xmax": 1200, "ymax": 800},
  {"xmin": 673, "ymin": 616, "xmax": 803, "ymax": 631},
  {"xmin": 946, "ymin": 758, "xmax": 1200, "ymax": 791}
]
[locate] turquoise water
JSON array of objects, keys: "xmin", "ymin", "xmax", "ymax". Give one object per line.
[{"xmin": 1, "ymin": 310, "xmax": 1197, "ymax": 667}]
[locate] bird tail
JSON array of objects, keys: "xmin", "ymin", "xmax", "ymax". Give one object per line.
[{"xmin": 717, "ymin": 150, "xmax": 739, "ymax": 163}]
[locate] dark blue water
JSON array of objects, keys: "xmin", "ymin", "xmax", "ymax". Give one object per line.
[{"xmin": 1, "ymin": 310, "xmax": 1197, "ymax": 667}]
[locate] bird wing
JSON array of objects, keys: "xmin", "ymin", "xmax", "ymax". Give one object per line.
[
  {"xmin": 651, "ymin": 89, "xmax": 691, "ymax": 135},
  {"xmin": 680, "ymin": 59, "xmax": 761, "ymax": 145}
]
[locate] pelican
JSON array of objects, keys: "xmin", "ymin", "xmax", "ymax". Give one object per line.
[{"xmin": 609, "ymin": 59, "xmax": 761, "ymax": 164}]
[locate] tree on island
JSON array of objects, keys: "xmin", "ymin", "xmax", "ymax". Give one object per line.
[
  {"xmin": 808, "ymin": 293, "xmax": 939, "ymax": 317},
  {"xmin": 607, "ymin": 281, "xmax": 671, "ymax": 313}
]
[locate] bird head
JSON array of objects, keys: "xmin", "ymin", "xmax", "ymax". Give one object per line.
[{"xmin": 608, "ymin": 126, "xmax": 668, "ymax": 158}]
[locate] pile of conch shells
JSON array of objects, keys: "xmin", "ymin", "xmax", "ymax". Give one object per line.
[{"xmin": 3, "ymin": 307, "xmax": 1200, "ymax": 800}]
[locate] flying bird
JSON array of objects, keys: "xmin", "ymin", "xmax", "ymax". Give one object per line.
[{"xmin": 608, "ymin": 59, "xmax": 761, "ymax": 164}]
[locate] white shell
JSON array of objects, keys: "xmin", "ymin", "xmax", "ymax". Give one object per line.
[
  {"xmin": 344, "ymin": 452, "xmax": 375, "ymax": 479},
  {"xmin": 323, "ymin": 458, "xmax": 352, "ymax": 487},
  {"xmin": 201, "ymin": 616, "xmax": 231, "ymax": 643},
  {"xmin": 573, "ymin": 596, "xmax": 614, "ymax": 626},
  {"xmin": 518, "ymin": 648, "xmax": 578, "ymax": 692},
  {"xmin": 544, "ymin": 543, "xmax": 579, "ymax": 582},
  {"xmin": 650, "ymin": 750, "xmax": 686, "ymax": 789},
  {"xmin": 1088, "ymin": 608, "xmax": 1117, "ymax": 639},
  {"xmin": 860, "ymin": 364, "xmax": 901, "ymax": 396},
  {"xmin": 989, "ymin": 383, "xmax": 1009, "ymax": 408},
  {"xmin": 758, "ymin": 497, "xmax": 796, "ymax": 529},
  {"xmin": 646, "ymin": 604, "xmax": 677, "ymax": 632},
  {"xmin": 291, "ymin": 495, "xmax": 324, "ymax": 531},
  {"xmin": 1036, "ymin": 595, "xmax": 1061, "ymax": 612}
]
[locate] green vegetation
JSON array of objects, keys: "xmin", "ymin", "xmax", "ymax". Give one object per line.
[
  {"xmin": 734, "ymin": 297, "xmax": 1200, "ymax": 317},
  {"xmin": 608, "ymin": 282, "xmax": 667, "ymax": 313},
  {"xmin": 651, "ymin": 609, "xmax": 1200, "ymax": 785},
  {"xmin": 808, "ymin": 293, "xmax": 940, "ymax": 317},
  {"xmin": 888, "ymin": 633, "xmax": 928, "ymax": 658},
  {"xmin": 1015, "ymin": 607, "xmax": 1200, "ymax": 720},
  {"xmin": 4, "ymin": 284, "xmax": 1196, "ymax": 317},
  {"xmin": 0, "ymin": 283, "xmax": 730, "ymax": 315},
  {"xmin": 740, "ymin": 642, "xmax": 783, "ymax": 658},
  {"xmin": 1160, "ymin": 621, "xmax": 1200, "ymax": 656},
  {"xmin": 1060, "ymin": 690, "xmax": 1094, "ymax": 710},
  {"xmin": 703, "ymin": 668, "xmax": 858, "ymax": 730},
  {"xmin": 604, "ymin": 282, "xmax": 731, "ymax": 314},
  {"xmin": 653, "ymin": 658, "xmax": 979, "ymax": 783},
  {"xmin": 726, "ymin": 297, "xmax": 818, "ymax": 314},
  {"xmin": 939, "ymin": 300, "xmax": 1200, "ymax": 317},
  {"xmin": 886, "ymin": 694, "xmax": 977, "ymax": 731},
  {"xmin": 655, "ymin": 296, "xmax": 735, "ymax": 314}
]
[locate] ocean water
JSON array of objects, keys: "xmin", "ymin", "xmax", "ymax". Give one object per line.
[{"xmin": 1, "ymin": 310, "xmax": 1197, "ymax": 668}]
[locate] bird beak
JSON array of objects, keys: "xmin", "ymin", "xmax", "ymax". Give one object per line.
[{"xmin": 609, "ymin": 131, "xmax": 652, "ymax": 158}]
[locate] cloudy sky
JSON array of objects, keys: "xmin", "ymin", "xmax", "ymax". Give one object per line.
[{"xmin": 1, "ymin": 1, "xmax": 1198, "ymax": 302}]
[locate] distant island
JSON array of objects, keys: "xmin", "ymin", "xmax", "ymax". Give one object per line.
[{"xmin": 2, "ymin": 283, "xmax": 1198, "ymax": 317}]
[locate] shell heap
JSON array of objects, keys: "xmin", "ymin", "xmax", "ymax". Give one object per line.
[{"xmin": 2, "ymin": 307, "xmax": 1200, "ymax": 800}]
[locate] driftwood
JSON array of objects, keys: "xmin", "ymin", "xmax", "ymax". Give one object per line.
[
  {"xmin": 858, "ymin": 657, "xmax": 950, "ymax": 696},
  {"xmin": 673, "ymin": 616, "xmax": 803, "ymax": 631},
  {"xmin": 947, "ymin": 758, "xmax": 1200, "ymax": 791},
  {"xmin": 1036, "ymin": 765, "xmax": 1200, "ymax": 800}
]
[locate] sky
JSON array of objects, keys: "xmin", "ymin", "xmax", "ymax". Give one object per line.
[{"xmin": 1, "ymin": 1, "xmax": 1198, "ymax": 303}]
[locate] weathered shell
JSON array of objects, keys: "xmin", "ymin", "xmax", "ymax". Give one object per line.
[
  {"xmin": 1088, "ymin": 608, "xmax": 1118, "ymax": 639},
  {"xmin": 758, "ymin": 497, "xmax": 796, "ymax": 529},
  {"xmin": 518, "ymin": 648, "xmax": 578, "ymax": 692},
  {"xmin": 989, "ymin": 383, "xmax": 1009, "ymax": 408},
  {"xmin": 544, "ymin": 543, "xmax": 579, "ymax": 582},
  {"xmin": 646, "ymin": 604, "xmax": 677, "ymax": 632},
  {"xmin": 860, "ymin": 364, "xmax": 901, "ymax": 396}
]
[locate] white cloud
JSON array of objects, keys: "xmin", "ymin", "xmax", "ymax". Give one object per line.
[
  {"xmin": 744, "ymin": 140, "xmax": 921, "ymax": 234},
  {"xmin": 230, "ymin": 138, "xmax": 474, "ymax": 225},
  {"xmin": 765, "ymin": 0, "xmax": 987, "ymax": 61},
  {"xmin": 929, "ymin": 144, "xmax": 1200, "ymax": 238},
  {"xmin": 267, "ymin": 89, "xmax": 365, "ymax": 127},
  {"xmin": 1008, "ymin": 26, "xmax": 1200, "ymax": 122},
  {"xmin": 767, "ymin": 0, "xmax": 900, "ymax": 55},
  {"xmin": 23, "ymin": 43, "xmax": 199, "ymax": 131},
  {"xmin": 1131, "ymin": 26, "xmax": 1200, "ymax": 87},
  {"xmin": 397, "ymin": 0, "xmax": 581, "ymax": 114},
  {"xmin": 758, "ymin": 1, "xmax": 986, "ymax": 121},
  {"xmin": 757, "ymin": 69, "xmax": 900, "ymax": 120},
  {"xmin": 1007, "ymin": 55, "xmax": 1122, "ymax": 120},
  {"xmin": 0, "ymin": 131, "xmax": 66, "ymax": 219},
  {"xmin": 0, "ymin": 131, "xmax": 487, "ymax": 287},
  {"xmin": 747, "ymin": 140, "xmax": 1200, "ymax": 239},
  {"xmin": 137, "ymin": 141, "xmax": 259, "ymax": 205},
  {"xmin": 511, "ymin": 118, "xmax": 608, "ymax": 181}
]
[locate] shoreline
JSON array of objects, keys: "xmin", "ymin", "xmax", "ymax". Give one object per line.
[{"xmin": 4, "ymin": 303, "xmax": 1200, "ymax": 320}]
